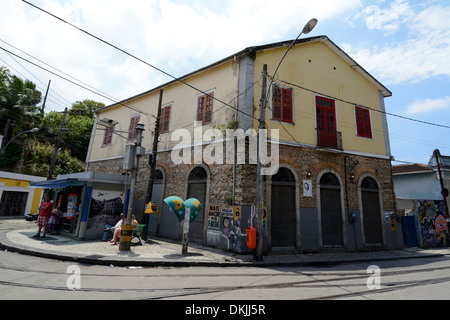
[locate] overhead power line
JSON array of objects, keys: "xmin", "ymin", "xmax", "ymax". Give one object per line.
[
  {"xmin": 20, "ymin": 0, "xmax": 258, "ymax": 123},
  {"xmin": 275, "ymin": 78, "xmax": 450, "ymax": 130},
  {"xmin": 0, "ymin": 46, "xmax": 149, "ymax": 116},
  {"xmin": 20, "ymin": 0, "xmax": 450, "ymax": 134}
]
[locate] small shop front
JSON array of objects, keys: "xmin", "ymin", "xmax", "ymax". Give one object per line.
[
  {"xmin": 30, "ymin": 172, "xmax": 130, "ymax": 240},
  {"xmin": 0, "ymin": 171, "xmax": 46, "ymax": 217}
]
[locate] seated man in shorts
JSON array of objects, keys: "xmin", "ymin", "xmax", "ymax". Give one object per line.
[{"xmin": 33, "ymin": 196, "xmax": 53, "ymax": 238}]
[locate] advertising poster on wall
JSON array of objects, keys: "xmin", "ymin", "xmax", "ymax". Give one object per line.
[
  {"xmin": 67, "ymin": 194, "xmax": 77, "ymax": 219},
  {"xmin": 207, "ymin": 204, "xmax": 250, "ymax": 253}
]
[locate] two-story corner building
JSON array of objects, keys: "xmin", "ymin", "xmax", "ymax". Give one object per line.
[{"xmin": 85, "ymin": 35, "xmax": 403, "ymax": 253}]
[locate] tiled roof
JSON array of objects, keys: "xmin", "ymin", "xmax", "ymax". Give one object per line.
[{"xmin": 392, "ymin": 163, "xmax": 430, "ymax": 174}]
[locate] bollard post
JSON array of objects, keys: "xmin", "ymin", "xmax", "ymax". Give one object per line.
[{"xmin": 119, "ymin": 225, "xmax": 133, "ymax": 251}]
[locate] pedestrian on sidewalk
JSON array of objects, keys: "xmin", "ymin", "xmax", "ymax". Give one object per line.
[
  {"xmin": 33, "ymin": 196, "xmax": 53, "ymax": 239},
  {"xmin": 110, "ymin": 214, "xmax": 138, "ymax": 245},
  {"xmin": 102, "ymin": 213, "xmax": 124, "ymax": 241},
  {"xmin": 47, "ymin": 206, "xmax": 61, "ymax": 235}
]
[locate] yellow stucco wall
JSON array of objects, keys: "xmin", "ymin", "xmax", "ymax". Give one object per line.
[
  {"xmin": 88, "ymin": 39, "xmax": 390, "ymax": 163},
  {"xmin": 0, "ymin": 177, "xmax": 30, "ymax": 188},
  {"xmin": 89, "ymin": 59, "xmax": 240, "ymax": 162},
  {"xmin": 30, "ymin": 188, "xmax": 43, "ymax": 214},
  {"xmin": 253, "ymin": 41, "xmax": 388, "ymax": 157}
]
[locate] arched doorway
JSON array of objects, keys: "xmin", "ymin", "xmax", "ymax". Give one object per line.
[
  {"xmin": 320, "ymin": 172, "xmax": 343, "ymax": 247},
  {"xmin": 271, "ymin": 167, "xmax": 296, "ymax": 248},
  {"xmin": 361, "ymin": 177, "xmax": 383, "ymax": 244},
  {"xmin": 187, "ymin": 166, "xmax": 208, "ymax": 243}
]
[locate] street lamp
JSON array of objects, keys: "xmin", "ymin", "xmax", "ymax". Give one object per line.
[
  {"xmin": 255, "ymin": 19, "xmax": 318, "ymax": 261},
  {"xmin": 270, "ymin": 18, "xmax": 318, "ymax": 92},
  {"xmin": 0, "ymin": 127, "xmax": 40, "ymax": 154}
]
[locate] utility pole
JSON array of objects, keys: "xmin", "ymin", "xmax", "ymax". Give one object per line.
[
  {"xmin": 120, "ymin": 121, "xmax": 145, "ymax": 251},
  {"xmin": 48, "ymin": 107, "xmax": 67, "ymax": 180},
  {"xmin": 434, "ymin": 149, "xmax": 449, "ymax": 219},
  {"xmin": 143, "ymin": 89, "xmax": 163, "ymax": 241},
  {"xmin": 41, "ymin": 80, "xmax": 51, "ymax": 113},
  {"xmin": 255, "ymin": 64, "xmax": 268, "ymax": 261}
]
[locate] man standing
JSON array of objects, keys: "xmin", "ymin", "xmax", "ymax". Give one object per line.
[{"xmin": 33, "ymin": 196, "xmax": 53, "ymax": 238}]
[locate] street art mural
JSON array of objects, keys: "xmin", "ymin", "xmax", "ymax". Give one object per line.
[
  {"xmin": 206, "ymin": 204, "xmax": 263, "ymax": 253},
  {"xmin": 87, "ymin": 191, "xmax": 124, "ymax": 231},
  {"xmin": 417, "ymin": 200, "xmax": 449, "ymax": 248}
]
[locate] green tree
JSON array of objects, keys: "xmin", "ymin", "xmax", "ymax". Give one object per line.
[
  {"xmin": 0, "ymin": 67, "xmax": 43, "ymax": 170},
  {"xmin": 0, "ymin": 66, "xmax": 102, "ymax": 176},
  {"xmin": 23, "ymin": 139, "xmax": 84, "ymax": 178},
  {"xmin": 41, "ymin": 99, "xmax": 101, "ymax": 161},
  {"xmin": 0, "ymin": 66, "xmax": 43, "ymax": 134}
]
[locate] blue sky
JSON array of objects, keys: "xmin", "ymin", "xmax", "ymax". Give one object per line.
[{"xmin": 0, "ymin": 0, "xmax": 449, "ymax": 165}]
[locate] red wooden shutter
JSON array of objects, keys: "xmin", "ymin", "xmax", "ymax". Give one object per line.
[
  {"xmin": 355, "ymin": 106, "xmax": 372, "ymax": 138},
  {"xmin": 282, "ymin": 88, "xmax": 293, "ymax": 123},
  {"xmin": 316, "ymin": 97, "xmax": 337, "ymax": 148}
]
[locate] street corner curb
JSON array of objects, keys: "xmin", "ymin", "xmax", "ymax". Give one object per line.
[{"xmin": 0, "ymin": 230, "xmax": 250, "ymax": 268}]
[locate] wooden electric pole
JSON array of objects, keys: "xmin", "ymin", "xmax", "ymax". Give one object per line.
[
  {"xmin": 143, "ymin": 89, "xmax": 163, "ymax": 240},
  {"xmin": 47, "ymin": 108, "xmax": 67, "ymax": 180},
  {"xmin": 255, "ymin": 64, "xmax": 268, "ymax": 261}
]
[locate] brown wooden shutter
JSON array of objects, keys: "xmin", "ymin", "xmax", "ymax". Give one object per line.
[
  {"xmin": 272, "ymin": 86, "xmax": 282, "ymax": 120},
  {"xmin": 204, "ymin": 94, "xmax": 213, "ymax": 125},
  {"xmin": 282, "ymin": 88, "xmax": 293, "ymax": 123},
  {"xmin": 197, "ymin": 96, "xmax": 204, "ymax": 124},
  {"xmin": 160, "ymin": 105, "xmax": 171, "ymax": 133},
  {"xmin": 102, "ymin": 126, "xmax": 114, "ymax": 147},
  {"xmin": 128, "ymin": 115, "xmax": 141, "ymax": 140}
]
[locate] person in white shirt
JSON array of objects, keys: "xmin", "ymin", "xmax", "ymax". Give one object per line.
[{"xmin": 102, "ymin": 214, "xmax": 124, "ymax": 241}]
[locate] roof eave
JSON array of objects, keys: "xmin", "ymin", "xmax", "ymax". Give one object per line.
[{"xmin": 95, "ymin": 35, "xmax": 392, "ymax": 113}]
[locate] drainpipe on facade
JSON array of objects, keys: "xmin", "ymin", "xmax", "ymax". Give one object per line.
[{"xmin": 142, "ymin": 89, "xmax": 163, "ymax": 240}]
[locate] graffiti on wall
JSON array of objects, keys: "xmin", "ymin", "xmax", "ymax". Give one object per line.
[
  {"xmin": 417, "ymin": 200, "xmax": 449, "ymax": 248},
  {"xmin": 207, "ymin": 204, "xmax": 253, "ymax": 253},
  {"xmin": 88, "ymin": 190, "xmax": 124, "ymax": 230}
]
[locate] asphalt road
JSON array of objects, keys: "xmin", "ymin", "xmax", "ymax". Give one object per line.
[
  {"xmin": 1, "ymin": 244, "xmax": 450, "ymax": 301},
  {"xmin": 1, "ymin": 218, "xmax": 450, "ymax": 303}
]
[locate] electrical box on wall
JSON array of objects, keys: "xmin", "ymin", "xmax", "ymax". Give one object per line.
[{"xmin": 123, "ymin": 145, "xmax": 135, "ymax": 171}]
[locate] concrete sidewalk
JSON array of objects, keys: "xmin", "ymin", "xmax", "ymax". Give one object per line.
[{"xmin": 0, "ymin": 219, "xmax": 449, "ymax": 267}]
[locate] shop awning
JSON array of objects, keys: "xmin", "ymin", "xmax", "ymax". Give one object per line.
[{"xmin": 29, "ymin": 179, "xmax": 75, "ymax": 189}]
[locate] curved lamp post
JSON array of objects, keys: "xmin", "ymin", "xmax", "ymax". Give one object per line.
[
  {"xmin": 1, "ymin": 127, "xmax": 39, "ymax": 155},
  {"xmin": 255, "ymin": 19, "xmax": 318, "ymax": 261},
  {"xmin": 270, "ymin": 18, "xmax": 318, "ymax": 92}
]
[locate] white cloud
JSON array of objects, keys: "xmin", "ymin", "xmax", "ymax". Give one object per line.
[
  {"xmin": 1, "ymin": 0, "xmax": 362, "ymax": 110},
  {"xmin": 406, "ymin": 96, "xmax": 450, "ymax": 115},
  {"xmin": 357, "ymin": 0, "xmax": 414, "ymax": 31},
  {"xmin": 345, "ymin": 1, "xmax": 450, "ymax": 85}
]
